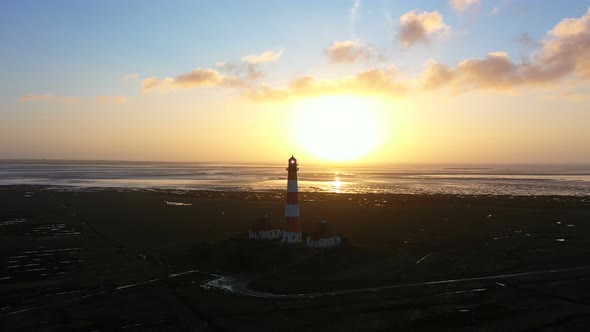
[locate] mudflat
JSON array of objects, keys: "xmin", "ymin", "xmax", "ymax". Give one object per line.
[{"xmin": 1, "ymin": 186, "xmax": 590, "ymax": 331}]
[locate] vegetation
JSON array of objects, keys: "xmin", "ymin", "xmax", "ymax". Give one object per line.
[{"xmin": 190, "ymin": 238, "xmax": 304, "ymax": 274}]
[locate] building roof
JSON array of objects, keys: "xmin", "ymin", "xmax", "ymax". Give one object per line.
[
  {"xmin": 308, "ymin": 219, "xmax": 338, "ymax": 241},
  {"xmin": 250, "ymin": 215, "xmax": 278, "ymax": 232}
]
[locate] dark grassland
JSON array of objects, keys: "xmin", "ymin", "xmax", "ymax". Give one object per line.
[{"xmin": 1, "ymin": 186, "xmax": 590, "ymax": 331}]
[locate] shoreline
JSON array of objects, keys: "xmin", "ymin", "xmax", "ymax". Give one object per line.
[{"xmin": 2, "ymin": 183, "xmax": 590, "ymax": 198}]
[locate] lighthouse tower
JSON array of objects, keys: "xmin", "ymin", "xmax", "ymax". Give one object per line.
[{"xmin": 283, "ymin": 155, "xmax": 302, "ymax": 243}]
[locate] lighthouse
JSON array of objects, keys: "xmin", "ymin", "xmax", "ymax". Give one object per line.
[{"xmin": 283, "ymin": 155, "xmax": 302, "ymax": 243}]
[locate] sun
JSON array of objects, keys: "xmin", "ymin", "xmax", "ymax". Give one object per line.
[{"xmin": 289, "ymin": 95, "xmax": 386, "ymax": 162}]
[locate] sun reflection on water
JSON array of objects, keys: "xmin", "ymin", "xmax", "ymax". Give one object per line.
[{"xmin": 331, "ymin": 176, "xmax": 343, "ymax": 193}]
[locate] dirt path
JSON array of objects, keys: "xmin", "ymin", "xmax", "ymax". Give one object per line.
[{"xmin": 203, "ymin": 265, "xmax": 590, "ymax": 299}]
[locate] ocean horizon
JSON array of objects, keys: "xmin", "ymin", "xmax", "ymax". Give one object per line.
[{"xmin": 1, "ymin": 160, "xmax": 589, "ymax": 196}]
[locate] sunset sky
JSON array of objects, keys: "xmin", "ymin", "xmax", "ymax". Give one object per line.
[{"xmin": 1, "ymin": 0, "xmax": 589, "ymax": 164}]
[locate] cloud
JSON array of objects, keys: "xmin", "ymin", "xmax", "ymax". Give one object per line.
[
  {"xmin": 350, "ymin": 0, "xmax": 361, "ymax": 24},
  {"xmin": 550, "ymin": 10, "xmax": 590, "ymax": 37},
  {"xmin": 325, "ymin": 40, "xmax": 373, "ymax": 63},
  {"xmin": 421, "ymin": 60, "xmax": 454, "ymax": 90},
  {"xmin": 421, "ymin": 6, "xmax": 590, "ymax": 92},
  {"xmin": 349, "ymin": 0, "xmax": 361, "ymax": 37},
  {"xmin": 399, "ymin": 10, "xmax": 450, "ymax": 47},
  {"xmin": 139, "ymin": 7, "xmax": 590, "ymax": 100},
  {"xmin": 449, "ymin": 0, "xmax": 480, "ymax": 13},
  {"xmin": 241, "ymin": 48, "xmax": 285, "ymax": 64},
  {"xmin": 142, "ymin": 77, "xmax": 174, "ymax": 92},
  {"xmin": 245, "ymin": 67, "xmax": 406, "ymax": 101},
  {"xmin": 488, "ymin": 0, "xmax": 513, "ymax": 16},
  {"xmin": 95, "ymin": 96, "xmax": 128, "ymax": 105},
  {"xmin": 539, "ymin": 7, "xmax": 590, "ymax": 79},
  {"xmin": 143, "ymin": 49, "xmax": 286, "ymax": 93},
  {"xmin": 516, "ymin": 32, "xmax": 541, "ymax": 48},
  {"xmin": 217, "ymin": 60, "xmax": 264, "ymax": 81},
  {"xmin": 20, "ymin": 94, "xmax": 83, "ymax": 104},
  {"xmin": 20, "ymin": 94, "xmax": 130, "ymax": 105},
  {"xmin": 422, "ymin": 52, "xmax": 521, "ymax": 92},
  {"xmin": 142, "ymin": 68, "xmax": 243, "ymax": 93},
  {"xmin": 175, "ymin": 68, "xmax": 225, "ymax": 87}
]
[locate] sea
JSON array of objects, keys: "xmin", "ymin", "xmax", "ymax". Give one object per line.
[{"xmin": 0, "ymin": 161, "xmax": 589, "ymax": 196}]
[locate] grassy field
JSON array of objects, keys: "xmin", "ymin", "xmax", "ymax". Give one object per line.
[{"xmin": 2, "ymin": 186, "xmax": 590, "ymax": 331}]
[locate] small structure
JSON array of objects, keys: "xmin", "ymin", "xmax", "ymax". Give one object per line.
[
  {"xmin": 249, "ymin": 214, "xmax": 282, "ymax": 240},
  {"xmin": 306, "ymin": 219, "xmax": 341, "ymax": 248}
]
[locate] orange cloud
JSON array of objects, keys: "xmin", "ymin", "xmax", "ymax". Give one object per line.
[
  {"xmin": 421, "ymin": 61, "xmax": 454, "ymax": 90},
  {"xmin": 138, "ymin": 7, "xmax": 590, "ymax": 100},
  {"xmin": 325, "ymin": 40, "xmax": 373, "ymax": 63},
  {"xmin": 142, "ymin": 68, "xmax": 242, "ymax": 93},
  {"xmin": 175, "ymin": 68, "xmax": 225, "ymax": 87},
  {"xmin": 217, "ymin": 60, "xmax": 264, "ymax": 81},
  {"xmin": 143, "ymin": 49, "xmax": 286, "ymax": 93},
  {"xmin": 399, "ymin": 10, "xmax": 449, "ymax": 47},
  {"xmin": 241, "ymin": 48, "xmax": 285, "ymax": 64},
  {"xmin": 421, "ymin": 6, "xmax": 590, "ymax": 92},
  {"xmin": 449, "ymin": 0, "xmax": 480, "ymax": 13},
  {"xmin": 245, "ymin": 67, "xmax": 406, "ymax": 101},
  {"xmin": 422, "ymin": 52, "xmax": 521, "ymax": 92}
]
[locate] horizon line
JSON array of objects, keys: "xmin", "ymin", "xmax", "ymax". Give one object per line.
[{"xmin": 1, "ymin": 158, "xmax": 590, "ymax": 167}]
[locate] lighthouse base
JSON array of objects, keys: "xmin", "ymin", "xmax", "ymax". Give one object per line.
[{"xmin": 282, "ymin": 231, "xmax": 302, "ymax": 243}]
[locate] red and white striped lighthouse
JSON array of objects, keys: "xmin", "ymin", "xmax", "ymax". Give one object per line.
[{"xmin": 283, "ymin": 155, "xmax": 302, "ymax": 243}]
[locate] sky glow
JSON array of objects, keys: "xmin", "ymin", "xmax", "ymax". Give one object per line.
[{"xmin": 1, "ymin": 1, "xmax": 589, "ymax": 163}]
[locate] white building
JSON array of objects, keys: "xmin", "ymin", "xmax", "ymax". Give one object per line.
[
  {"xmin": 249, "ymin": 215, "xmax": 282, "ymax": 240},
  {"xmin": 249, "ymin": 228, "xmax": 282, "ymax": 240},
  {"xmin": 306, "ymin": 235, "xmax": 341, "ymax": 248},
  {"xmin": 306, "ymin": 219, "xmax": 341, "ymax": 248}
]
